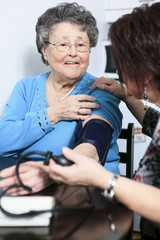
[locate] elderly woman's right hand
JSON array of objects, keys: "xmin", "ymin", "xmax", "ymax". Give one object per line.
[{"xmin": 47, "ymin": 94, "xmax": 99, "ymax": 124}]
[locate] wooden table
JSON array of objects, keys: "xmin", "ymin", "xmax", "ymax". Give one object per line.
[{"xmin": 0, "ymin": 183, "xmax": 133, "ymax": 240}]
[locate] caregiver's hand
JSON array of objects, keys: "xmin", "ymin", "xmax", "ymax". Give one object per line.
[
  {"xmin": 90, "ymin": 77, "xmax": 126, "ymax": 100},
  {"xmin": 48, "ymin": 147, "xmax": 113, "ymax": 189}
]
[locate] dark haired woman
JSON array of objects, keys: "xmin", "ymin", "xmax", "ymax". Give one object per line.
[{"xmin": 49, "ymin": 3, "xmax": 160, "ymax": 239}]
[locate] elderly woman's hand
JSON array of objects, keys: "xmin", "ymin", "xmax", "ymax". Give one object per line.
[
  {"xmin": 47, "ymin": 94, "xmax": 99, "ymax": 124},
  {"xmin": 0, "ymin": 162, "xmax": 53, "ymax": 195}
]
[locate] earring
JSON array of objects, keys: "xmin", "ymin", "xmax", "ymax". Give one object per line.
[{"xmin": 143, "ymin": 86, "xmax": 148, "ymax": 110}]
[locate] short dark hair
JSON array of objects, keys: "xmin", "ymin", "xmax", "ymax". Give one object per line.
[
  {"xmin": 36, "ymin": 2, "xmax": 99, "ymax": 64},
  {"xmin": 109, "ymin": 2, "xmax": 160, "ymax": 92}
]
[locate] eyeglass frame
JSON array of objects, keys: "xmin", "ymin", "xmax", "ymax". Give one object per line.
[{"xmin": 45, "ymin": 41, "xmax": 91, "ymax": 52}]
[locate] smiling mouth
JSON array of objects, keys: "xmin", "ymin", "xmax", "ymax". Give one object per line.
[{"xmin": 65, "ymin": 61, "xmax": 79, "ymax": 65}]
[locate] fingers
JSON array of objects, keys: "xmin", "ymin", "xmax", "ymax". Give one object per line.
[
  {"xmin": 5, "ymin": 184, "xmax": 42, "ymax": 196},
  {"xmin": 49, "ymin": 148, "xmax": 99, "ymax": 186},
  {"xmin": 51, "ymin": 174, "xmax": 61, "ymax": 183},
  {"xmin": 0, "ymin": 165, "xmax": 30, "ymax": 191},
  {"xmin": 0, "ymin": 165, "xmax": 17, "ymax": 178},
  {"xmin": 74, "ymin": 95, "xmax": 97, "ymax": 102},
  {"xmin": 0, "ymin": 173, "xmax": 49, "ymax": 196},
  {"xmin": 0, "ymin": 161, "xmax": 42, "ymax": 179},
  {"xmin": 48, "ymin": 147, "xmax": 77, "ymax": 174},
  {"xmin": 79, "ymin": 101, "xmax": 99, "ymax": 109},
  {"xmin": 62, "ymin": 147, "xmax": 83, "ymax": 163},
  {"xmin": 78, "ymin": 108, "xmax": 91, "ymax": 116},
  {"xmin": 4, "ymin": 186, "xmax": 30, "ymax": 196},
  {"xmin": 77, "ymin": 99, "xmax": 99, "ymax": 115},
  {"xmin": 53, "ymin": 94, "xmax": 100, "ymax": 121},
  {"xmin": 76, "ymin": 102, "xmax": 98, "ymax": 116},
  {"xmin": 48, "ymin": 160, "xmax": 66, "ymax": 181},
  {"xmin": 70, "ymin": 96, "xmax": 99, "ymax": 120},
  {"xmin": 0, "ymin": 175, "xmax": 19, "ymax": 188},
  {"xmin": 0, "ymin": 162, "xmax": 50, "ymax": 196},
  {"xmin": 89, "ymin": 77, "xmax": 113, "ymax": 89}
]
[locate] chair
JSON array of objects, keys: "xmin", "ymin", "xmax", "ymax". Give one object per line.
[
  {"xmin": 118, "ymin": 123, "xmax": 135, "ymax": 240},
  {"xmin": 118, "ymin": 123, "xmax": 134, "ymax": 179}
]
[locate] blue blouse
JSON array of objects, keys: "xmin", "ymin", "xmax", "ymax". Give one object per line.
[{"xmin": 0, "ymin": 72, "xmax": 122, "ymax": 174}]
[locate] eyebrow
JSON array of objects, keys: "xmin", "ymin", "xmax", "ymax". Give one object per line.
[{"xmin": 59, "ymin": 36, "xmax": 84, "ymax": 40}]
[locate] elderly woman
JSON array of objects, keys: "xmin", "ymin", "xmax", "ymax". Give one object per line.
[
  {"xmin": 0, "ymin": 3, "xmax": 122, "ymax": 194},
  {"xmin": 48, "ymin": 3, "xmax": 160, "ymax": 239}
]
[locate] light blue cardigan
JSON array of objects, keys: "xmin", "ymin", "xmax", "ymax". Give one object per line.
[{"xmin": 0, "ymin": 72, "xmax": 123, "ymax": 174}]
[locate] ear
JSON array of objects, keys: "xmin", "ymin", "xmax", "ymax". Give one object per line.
[
  {"xmin": 144, "ymin": 76, "xmax": 151, "ymax": 87},
  {"xmin": 41, "ymin": 46, "xmax": 48, "ymax": 63}
]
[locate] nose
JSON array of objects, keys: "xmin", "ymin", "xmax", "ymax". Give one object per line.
[{"xmin": 68, "ymin": 44, "xmax": 77, "ymax": 57}]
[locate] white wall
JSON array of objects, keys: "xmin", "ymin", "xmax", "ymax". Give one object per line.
[{"xmin": 0, "ymin": 0, "xmax": 107, "ymax": 116}]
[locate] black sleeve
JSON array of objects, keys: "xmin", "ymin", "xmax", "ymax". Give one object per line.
[{"xmin": 142, "ymin": 107, "xmax": 160, "ymax": 137}]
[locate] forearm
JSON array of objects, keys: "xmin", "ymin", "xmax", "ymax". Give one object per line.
[
  {"xmin": 73, "ymin": 143, "xmax": 99, "ymax": 161},
  {"xmin": 123, "ymin": 96, "xmax": 148, "ymax": 125},
  {"xmin": 99, "ymin": 172, "xmax": 160, "ymax": 225},
  {"xmin": 115, "ymin": 177, "xmax": 160, "ymax": 226},
  {"xmin": 0, "ymin": 80, "xmax": 54, "ymax": 156},
  {"xmin": 0, "ymin": 109, "xmax": 54, "ymax": 156}
]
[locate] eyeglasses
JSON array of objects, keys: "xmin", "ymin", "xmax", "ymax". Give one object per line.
[{"xmin": 45, "ymin": 41, "xmax": 90, "ymax": 52}]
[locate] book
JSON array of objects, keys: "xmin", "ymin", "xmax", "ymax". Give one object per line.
[
  {"xmin": 0, "ymin": 196, "xmax": 55, "ymax": 227},
  {"xmin": 0, "ymin": 226, "xmax": 49, "ymax": 237}
]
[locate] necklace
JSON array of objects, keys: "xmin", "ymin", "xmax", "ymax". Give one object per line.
[{"xmin": 50, "ymin": 77, "xmax": 76, "ymax": 101}]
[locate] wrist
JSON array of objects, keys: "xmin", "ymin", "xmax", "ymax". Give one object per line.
[
  {"xmin": 47, "ymin": 107, "xmax": 59, "ymax": 125},
  {"xmin": 121, "ymin": 94, "xmax": 133, "ymax": 102},
  {"xmin": 102, "ymin": 174, "xmax": 119, "ymax": 200},
  {"xmin": 123, "ymin": 94, "xmax": 137, "ymax": 104},
  {"xmin": 74, "ymin": 143, "xmax": 99, "ymax": 161}
]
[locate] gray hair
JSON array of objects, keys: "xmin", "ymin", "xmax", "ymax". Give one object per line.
[{"xmin": 35, "ymin": 2, "xmax": 99, "ymax": 64}]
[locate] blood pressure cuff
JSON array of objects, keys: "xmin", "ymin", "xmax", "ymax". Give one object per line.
[{"xmin": 75, "ymin": 119, "xmax": 113, "ymax": 166}]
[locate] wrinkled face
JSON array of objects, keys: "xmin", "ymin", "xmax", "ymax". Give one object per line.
[{"xmin": 42, "ymin": 22, "xmax": 90, "ymax": 83}]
